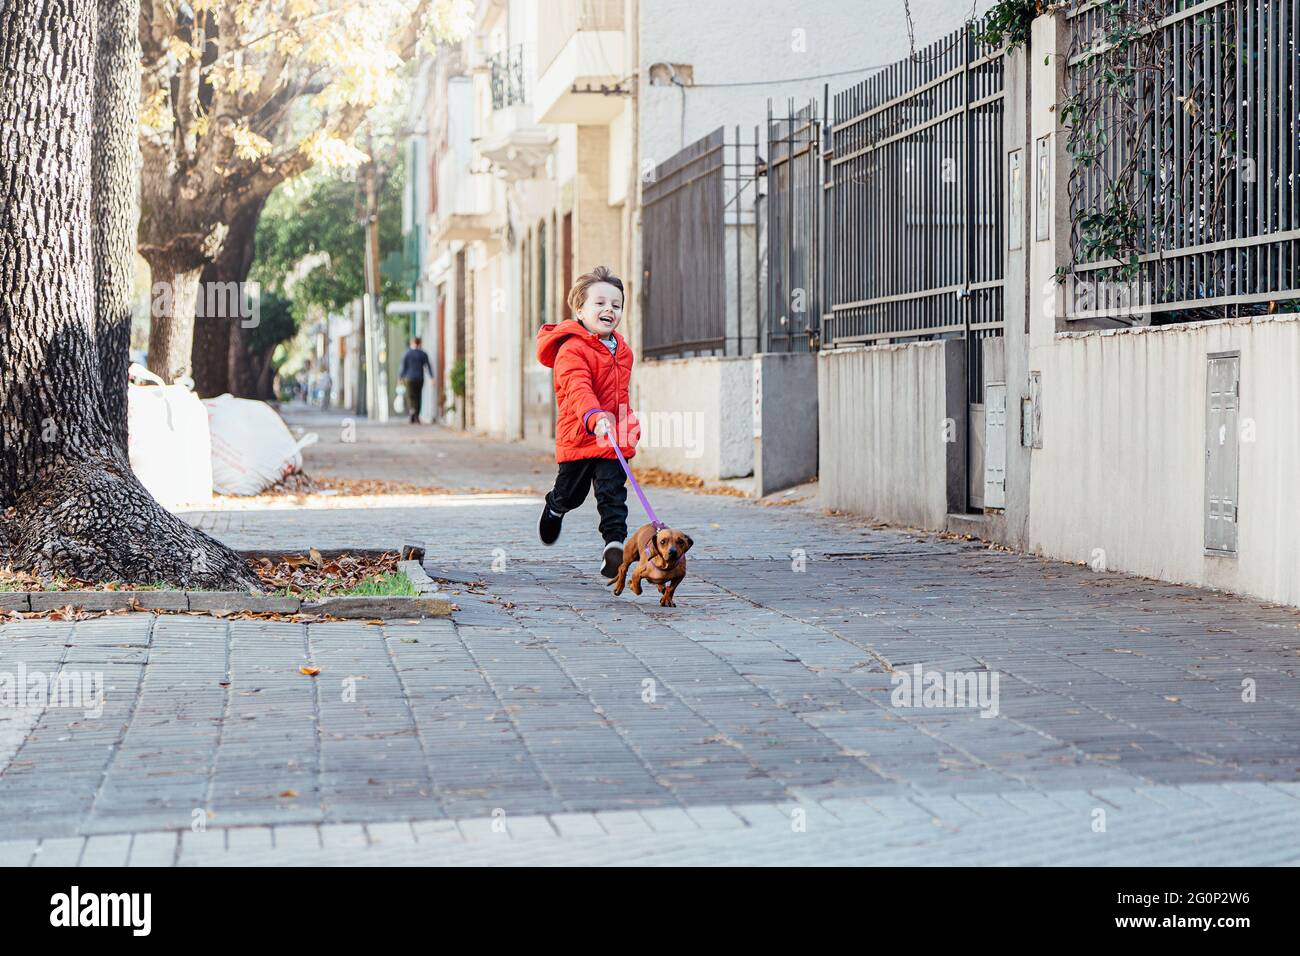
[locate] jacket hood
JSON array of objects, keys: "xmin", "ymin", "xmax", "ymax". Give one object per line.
[{"xmin": 536, "ymin": 319, "xmax": 625, "ymax": 368}]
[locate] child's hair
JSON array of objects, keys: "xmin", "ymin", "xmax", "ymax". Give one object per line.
[{"xmin": 567, "ymin": 265, "xmax": 624, "ymax": 317}]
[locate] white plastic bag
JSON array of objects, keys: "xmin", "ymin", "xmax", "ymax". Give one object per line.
[
  {"xmin": 204, "ymin": 394, "xmax": 318, "ymax": 495},
  {"xmin": 127, "ymin": 364, "xmax": 214, "ymax": 508}
]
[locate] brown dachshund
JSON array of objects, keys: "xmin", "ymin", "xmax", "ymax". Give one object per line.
[{"xmin": 610, "ymin": 523, "xmax": 694, "ymax": 607}]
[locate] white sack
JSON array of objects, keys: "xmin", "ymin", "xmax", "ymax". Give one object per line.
[
  {"xmin": 127, "ymin": 364, "xmax": 214, "ymax": 508},
  {"xmin": 204, "ymin": 394, "xmax": 318, "ymax": 496}
]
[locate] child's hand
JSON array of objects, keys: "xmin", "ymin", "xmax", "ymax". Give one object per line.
[{"xmin": 592, "ymin": 415, "xmax": 612, "ymax": 438}]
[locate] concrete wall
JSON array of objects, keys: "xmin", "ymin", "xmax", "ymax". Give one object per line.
[
  {"xmin": 630, "ymin": 355, "xmax": 752, "ymax": 480},
  {"xmin": 754, "ymin": 352, "xmax": 817, "ymax": 495},
  {"xmin": 818, "ymin": 340, "xmax": 966, "ymax": 528},
  {"xmin": 1028, "ymin": 315, "xmax": 1300, "ymax": 608}
]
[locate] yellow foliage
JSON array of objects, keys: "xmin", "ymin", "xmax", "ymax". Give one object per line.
[
  {"xmin": 140, "ymin": 88, "xmax": 172, "ymax": 132},
  {"xmin": 234, "ymin": 1, "xmax": 257, "ymax": 30},
  {"xmin": 232, "ymin": 124, "xmax": 275, "ymax": 161},
  {"xmin": 147, "ymin": 1, "xmax": 477, "ymax": 180},
  {"xmin": 166, "ymin": 36, "xmax": 199, "ymax": 64},
  {"xmin": 298, "ymin": 130, "xmax": 370, "ymax": 170},
  {"xmin": 427, "ymin": 0, "xmax": 476, "ymax": 40},
  {"xmin": 277, "ymin": 32, "xmax": 304, "ymax": 57},
  {"xmin": 209, "ymin": 64, "xmax": 264, "ymax": 97}
]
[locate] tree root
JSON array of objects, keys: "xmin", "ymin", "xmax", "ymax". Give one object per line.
[{"xmin": 3, "ymin": 455, "xmax": 262, "ymax": 591}]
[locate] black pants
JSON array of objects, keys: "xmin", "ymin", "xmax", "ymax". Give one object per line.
[
  {"xmin": 546, "ymin": 458, "xmax": 628, "ymax": 544},
  {"xmin": 403, "ymin": 379, "xmax": 422, "ymax": 422}
]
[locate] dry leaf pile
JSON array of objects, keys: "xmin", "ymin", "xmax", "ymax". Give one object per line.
[
  {"xmin": 635, "ymin": 468, "xmax": 749, "ymax": 498},
  {"xmin": 250, "ymin": 549, "xmax": 402, "ymax": 595},
  {"xmin": 315, "ymin": 476, "xmax": 540, "ymax": 497},
  {"xmin": 2, "ymin": 564, "xmax": 126, "ymax": 593},
  {"xmin": 207, "ymin": 475, "xmax": 541, "ymax": 506},
  {"xmin": 0, "ymin": 604, "xmax": 348, "ymax": 625}
]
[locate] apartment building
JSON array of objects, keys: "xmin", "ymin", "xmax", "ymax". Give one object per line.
[{"xmin": 404, "ymin": 0, "xmax": 631, "ymax": 444}]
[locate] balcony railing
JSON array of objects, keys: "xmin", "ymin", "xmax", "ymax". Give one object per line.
[
  {"xmin": 489, "ymin": 44, "xmax": 526, "ymax": 110},
  {"xmin": 536, "ymin": 0, "xmax": 623, "ymax": 75}
]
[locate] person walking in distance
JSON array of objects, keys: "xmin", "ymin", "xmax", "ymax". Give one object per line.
[{"xmin": 398, "ymin": 336, "xmax": 434, "ymax": 424}]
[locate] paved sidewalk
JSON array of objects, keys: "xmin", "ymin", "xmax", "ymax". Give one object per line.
[
  {"xmin": 2, "ymin": 412, "xmax": 1299, "ymax": 864},
  {"xmin": 6, "ymin": 782, "xmax": 1300, "ymax": 866}
]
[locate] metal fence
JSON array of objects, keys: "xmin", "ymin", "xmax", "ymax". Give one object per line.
[
  {"xmin": 489, "ymin": 44, "xmax": 526, "ymax": 110},
  {"xmin": 642, "ymin": 127, "xmax": 764, "ymax": 358},
  {"xmin": 641, "ymin": 129, "xmax": 727, "ymax": 357},
  {"xmin": 764, "ymin": 101, "xmax": 823, "ymax": 352},
  {"xmin": 823, "ymin": 21, "xmax": 1006, "ymax": 401},
  {"xmin": 1065, "ymin": 0, "xmax": 1300, "ymax": 322}
]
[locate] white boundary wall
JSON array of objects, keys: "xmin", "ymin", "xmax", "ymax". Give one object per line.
[{"xmin": 1028, "ymin": 315, "xmax": 1300, "ymax": 607}]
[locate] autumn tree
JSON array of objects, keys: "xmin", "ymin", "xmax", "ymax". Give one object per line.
[
  {"xmin": 138, "ymin": 0, "xmax": 473, "ymax": 388},
  {"xmin": 252, "ymin": 161, "xmax": 406, "ymax": 320},
  {"xmin": 0, "ymin": 0, "xmax": 260, "ymax": 589}
]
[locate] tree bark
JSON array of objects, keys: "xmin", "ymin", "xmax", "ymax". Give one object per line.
[
  {"xmin": 144, "ymin": 253, "xmax": 204, "ymax": 384},
  {"xmin": 256, "ymin": 352, "xmax": 278, "ymax": 402},
  {"xmin": 92, "ymin": 0, "xmax": 140, "ymax": 452},
  {"xmin": 192, "ymin": 195, "xmax": 267, "ymax": 397},
  {"xmin": 229, "ymin": 323, "xmax": 260, "ymax": 398},
  {"xmin": 0, "ymin": 0, "xmax": 260, "ymax": 591},
  {"xmin": 191, "ymin": 309, "xmax": 231, "ymax": 397}
]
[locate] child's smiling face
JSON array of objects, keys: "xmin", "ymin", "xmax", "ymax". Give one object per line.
[{"xmin": 575, "ymin": 281, "xmax": 623, "ymax": 337}]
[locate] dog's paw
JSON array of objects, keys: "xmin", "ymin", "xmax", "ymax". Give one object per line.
[{"xmin": 630, "ymin": 579, "xmax": 642, "ymax": 595}]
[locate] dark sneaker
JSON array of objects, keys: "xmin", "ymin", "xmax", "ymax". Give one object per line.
[
  {"xmin": 600, "ymin": 541, "xmax": 623, "ymax": 578},
  {"xmin": 538, "ymin": 503, "xmax": 564, "ymax": 545}
]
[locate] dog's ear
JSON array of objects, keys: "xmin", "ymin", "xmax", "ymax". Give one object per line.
[{"xmin": 681, "ymin": 534, "xmax": 694, "ymax": 554}]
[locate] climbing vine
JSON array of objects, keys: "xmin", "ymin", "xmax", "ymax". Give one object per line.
[
  {"xmin": 972, "ymin": 0, "xmax": 1044, "ymax": 51},
  {"xmin": 1056, "ymin": 0, "xmax": 1169, "ymax": 284}
]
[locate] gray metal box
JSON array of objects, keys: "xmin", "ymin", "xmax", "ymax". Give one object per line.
[{"xmin": 1204, "ymin": 352, "xmax": 1240, "ymax": 555}]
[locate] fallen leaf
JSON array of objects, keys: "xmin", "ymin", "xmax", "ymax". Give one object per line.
[
  {"xmin": 279, "ymin": 789, "xmax": 299, "ymax": 798},
  {"xmin": 300, "ymin": 665, "xmax": 320, "ymax": 676}
]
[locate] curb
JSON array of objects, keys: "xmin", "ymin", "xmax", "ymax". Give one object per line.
[{"xmin": 2, "ymin": 554, "xmax": 451, "ymax": 620}]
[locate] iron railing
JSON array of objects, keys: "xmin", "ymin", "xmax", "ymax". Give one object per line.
[
  {"xmin": 1065, "ymin": 0, "xmax": 1300, "ymax": 323},
  {"xmin": 641, "ymin": 129, "xmax": 728, "ymax": 357},
  {"xmin": 823, "ymin": 20, "xmax": 1006, "ymax": 401},
  {"xmin": 489, "ymin": 44, "xmax": 526, "ymax": 110},
  {"xmin": 764, "ymin": 101, "xmax": 822, "ymax": 352}
]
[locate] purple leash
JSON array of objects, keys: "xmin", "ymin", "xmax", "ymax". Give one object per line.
[{"xmin": 606, "ymin": 431, "xmax": 665, "ymax": 532}]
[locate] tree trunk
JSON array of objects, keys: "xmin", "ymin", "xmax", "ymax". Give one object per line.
[
  {"xmin": 0, "ymin": 0, "xmax": 260, "ymax": 591},
  {"xmin": 92, "ymin": 0, "xmax": 140, "ymax": 452},
  {"xmin": 193, "ymin": 196, "xmax": 267, "ymax": 397},
  {"xmin": 145, "ymin": 253, "xmax": 203, "ymax": 384},
  {"xmin": 191, "ymin": 312, "xmax": 231, "ymax": 397},
  {"xmin": 228, "ymin": 321, "xmax": 258, "ymax": 395},
  {"xmin": 255, "ymin": 350, "xmax": 278, "ymax": 401}
]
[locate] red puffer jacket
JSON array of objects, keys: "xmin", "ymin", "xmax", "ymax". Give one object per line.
[{"xmin": 536, "ymin": 320, "xmax": 640, "ymax": 463}]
